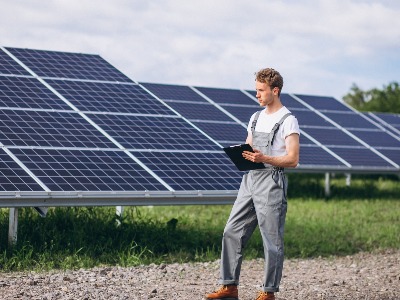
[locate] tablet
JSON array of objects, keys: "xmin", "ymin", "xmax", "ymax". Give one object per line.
[{"xmin": 223, "ymin": 144, "xmax": 266, "ymax": 171}]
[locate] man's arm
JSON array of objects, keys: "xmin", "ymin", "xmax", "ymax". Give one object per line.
[{"xmin": 242, "ymin": 133, "xmax": 300, "ymax": 168}]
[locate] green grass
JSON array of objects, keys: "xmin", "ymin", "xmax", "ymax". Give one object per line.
[{"xmin": 0, "ymin": 174, "xmax": 399, "ymax": 272}]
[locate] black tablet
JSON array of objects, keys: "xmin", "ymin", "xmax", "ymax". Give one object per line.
[{"xmin": 223, "ymin": 144, "xmax": 266, "ymax": 171}]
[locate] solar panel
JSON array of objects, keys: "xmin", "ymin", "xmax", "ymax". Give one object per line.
[
  {"xmin": 327, "ymin": 147, "xmax": 394, "ymax": 168},
  {"xmin": 292, "ymin": 110, "xmax": 334, "ymax": 127},
  {"xmin": 45, "ymin": 79, "xmax": 172, "ymax": 115},
  {"xmin": 292, "ymin": 94, "xmax": 400, "ymax": 168},
  {"xmin": 0, "ymin": 110, "xmax": 115, "ymax": 148},
  {"xmin": 141, "ymin": 82, "xmax": 208, "ymax": 102},
  {"xmin": 0, "ymin": 76, "xmax": 71, "ymax": 110},
  {"xmin": 303, "ymin": 128, "xmax": 362, "ymax": 147},
  {"xmin": 86, "ymin": 113, "xmax": 220, "ymax": 151},
  {"xmin": 133, "ymin": 151, "xmax": 242, "ymax": 190},
  {"xmin": 163, "ymin": 101, "xmax": 234, "ymax": 122},
  {"xmin": 324, "ymin": 111, "xmax": 377, "ymax": 129},
  {"xmin": 220, "ymin": 105, "xmax": 259, "ymax": 123},
  {"xmin": 6, "ymin": 47, "xmax": 133, "ymax": 82},
  {"xmin": 196, "ymin": 86, "xmax": 257, "ymax": 106},
  {"xmin": 10, "ymin": 148, "xmax": 166, "ymax": 191},
  {"xmin": 367, "ymin": 112, "xmax": 400, "ymax": 135},
  {"xmin": 0, "ymin": 46, "xmax": 399, "ymax": 205},
  {"xmin": 294, "ymin": 94, "xmax": 350, "ymax": 111},
  {"xmin": 298, "ymin": 146, "xmax": 348, "ymax": 168},
  {"xmin": 0, "ymin": 148, "xmax": 43, "ymax": 191},
  {"xmin": 0, "ymin": 49, "xmax": 30, "ymax": 76},
  {"xmin": 192, "ymin": 122, "xmax": 246, "ymax": 146},
  {"xmin": 348, "ymin": 129, "xmax": 400, "ymax": 148}
]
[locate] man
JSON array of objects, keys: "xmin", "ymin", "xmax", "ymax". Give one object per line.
[{"xmin": 205, "ymin": 68, "xmax": 300, "ymax": 300}]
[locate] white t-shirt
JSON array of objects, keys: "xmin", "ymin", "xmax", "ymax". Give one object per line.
[{"xmin": 247, "ymin": 106, "xmax": 300, "ymax": 157}]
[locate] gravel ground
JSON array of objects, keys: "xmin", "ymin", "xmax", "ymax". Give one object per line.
[{"xmin": 0, "ymin": 249, "xmax": 398, "ymax": 300}]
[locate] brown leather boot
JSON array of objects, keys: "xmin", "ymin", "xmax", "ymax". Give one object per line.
[
  {"xmin": 204, "ymin": 285, "xmax": 239, "ymax": 300},
  {"xmin": 255, "ymin": 291, "xmax": 275, "ymax": 300}
]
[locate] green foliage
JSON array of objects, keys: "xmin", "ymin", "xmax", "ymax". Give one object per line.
[
  {"xmin": 343, "ymin": 81, "xmax": 400, "ymax": 113},
  {"xmin": 0, "ymin": 175, "xmax": 399, "ymax": 272}
]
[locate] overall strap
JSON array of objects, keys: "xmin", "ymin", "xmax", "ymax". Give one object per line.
[
  {"xmin": 251, "ymin": 110, "xmax": 263, "ymax": 134},
  {"xmin": 270, "ymin": 113, "xmax": 292, "ymax": 145}
]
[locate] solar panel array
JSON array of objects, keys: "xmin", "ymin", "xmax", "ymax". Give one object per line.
[{"xmin": 0, "ymin": 47, "xmax": 399, "ymax": 205}]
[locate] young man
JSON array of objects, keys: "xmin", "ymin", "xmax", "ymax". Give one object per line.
[{"xmin": 205, "ymin": 68, "xmax": 300, "ymax": 300}]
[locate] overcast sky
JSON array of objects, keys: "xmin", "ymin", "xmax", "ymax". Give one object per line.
[{"xmin": 1, "ymin": 0, "xmax": 399, "ymax": 100}]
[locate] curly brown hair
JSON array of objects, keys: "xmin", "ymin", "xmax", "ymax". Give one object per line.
[{"xmin": 255, "ymin": 68, "xmax": 284, "ymax": 96}]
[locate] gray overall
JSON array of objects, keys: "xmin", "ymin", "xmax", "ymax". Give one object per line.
[{"xmin": 219, "ymin": 111, "xmax": 292, "ymax": 293}]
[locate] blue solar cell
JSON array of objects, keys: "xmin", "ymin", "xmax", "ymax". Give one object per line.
[
  {"xmin": 295, "ymin": 94, "xmax": 350, "ymax": 111},
  {"xmin": 192, "ymin": 122, "xmax": 246, "ymax": 144},
  {"xmin": 46, "ymin": 79, "xmax": 174, "ymax": 115},
  {"xmin": 165, "ymin": 101, "xmax": 234, "ymax": 121},
  {"xmin": 348, "ymin": 129, "xmax": 400, "ymax": 148},
  {"xmin": 0, "ymin": 110, "xmax": 115, "ymax": 148},
  {"xmin": 11, "ymin": 148, "xmax": 166, "ymax": 191},
  {"xmin": 374, "ymin": 112, "xmax": 400, "ymax": 125},
  {"xmin": 6, "ymin": 47, "xmax": 132, "ymax": 82},
  {"xmin": 299, "ymin": 145, "xmax": 347, "ymax": 167},
  {"xmin": 329, "ymin": 147, "xmax": 394, "ymax": 167},
  {"xmin": 303, "ymin": 128, "xmax": 361, "ymax": 146},
  {"xmin": 195, "ymin": 87, "xmax": 256, "ymax": 105},
  {"xmin": 379, "ymin": 149, "xmax": 400, "ymax": 165},
  {"xmin": 324, "ymin": 112, "xmax": 377, "ymax": 129},
  {"xmin": 0, "ymin": 49, "xmax": 31, "ymax": 76},
  {"xmin": 293, "ymin": 110, "xmax": 333, "ymax": 127},
  {"xmin": 0, "ymin": 76, "xmax": 71, "ymax": 110},
  {"xmin": 280, "ymin": 94, "xmax": 309, "ymax": 109},
  {"xmin": 141, "ymin": 82, "xmax": 208, "ymax": 102},
  {"xmin": 0, "ymin": 149, "xmax": 43, "ymax": 191},
  {"xmin": 300, "ymin": 134, "xmax": 315, "ymax": 145},
  {"xmin": 87, "ymin": 114, "xmax": 220, "ymax": 151},
  {"xmin": 134, "ymin": 151, "xmax": 243, "ymax": 190},
  {"xmin": 221, "ymin": 105, "xmax": 259, "ymax": 123}
]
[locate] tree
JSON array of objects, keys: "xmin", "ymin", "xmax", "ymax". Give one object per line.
[{"xmin": 343, "ymin": 82, "xmax": 400, "ymax": 113}]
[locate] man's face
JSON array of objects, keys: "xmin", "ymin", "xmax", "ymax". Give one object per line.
[{"xmin": 255, "ymin": 81, "xmax": 276, "ymax": 107}]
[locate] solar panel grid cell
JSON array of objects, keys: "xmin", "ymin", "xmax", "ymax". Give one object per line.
[
  {"xmin": 0, "ymin": 49, "xmax": 30, "ymax": 76},
  {"xmin": 0, "ymin": 76, "xmax": 71, "ymax": 110},
  {"xmin": 141, "ymin": 82, "xmax": 208, "ymax": 102},
  {"xmin": 46, "ymin": 79, "xmax": 173, "ymax": 115},
  {"xmin": 348, "ymin": 129, "xmax": 400, "ymax": 148},
  {"xmin": 192, "ymin": 122, "xmax": 245, "ymax": 144},
  {"xmin": 0, "ymin": 149, "xmax": 43, "ymax": 191},
  {"xmin": 221, "ymin": 105, "xmax": 259, "ymax": 123},
  {"xmin": 195, "ymin": 87, "xmax": 256, "ymax": 106},
  {"xmin": 0, "ymin": 110, "xmax": 115, "ymax": 148},
  {"xmin": 7, "ymin": 48, "xmax": 133, "ymax": 82},
  {"xmin": 329, "ymin": 147, "xmax": 393, "ymax": 167},
  {"xmin": 164, "ymin": 101, "xmax": 234, "ymax": 121},
  {"xmin": 295, "ymin": 94, "xmax": 350, "ymax": 111},
  {"xmin": 10, "ymin": 148, "xmax": 166, "ymax": 191},
  {"xmin": 87, "ymin": 114, "xmax": 220, "ymax": 151},
  {"xmin": 303, "ymin": 127, "xmax": 362, "ymax": 147},
  {"xmin": 297, "ymin": 146, "xmax": 347, "ymax": 167},
  {"xmin": 134, "ymin": 151, "xmax": 242, "ymax": 190},
  {"xmin": 324, "ymin": 112, "xmax": 377, "ymax": 129}
]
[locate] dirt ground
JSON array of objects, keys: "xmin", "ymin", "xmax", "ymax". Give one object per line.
[{"xmin": 0, "ymin": 249, "xmax": 398, "ymax": 299}]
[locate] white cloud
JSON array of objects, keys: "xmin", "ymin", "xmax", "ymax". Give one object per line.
[{"xmin": 1, "ymin": 0, "xmax": 399, "ymax": 100}]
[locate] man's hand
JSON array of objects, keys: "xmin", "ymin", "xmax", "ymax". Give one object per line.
[{"xmin": 242, "ymin": 149, "xmax": 265, "ymax": 163}]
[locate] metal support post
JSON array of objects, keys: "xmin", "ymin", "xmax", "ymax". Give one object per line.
[
  {"xmin": 325, "ymin": 172, "xmax": 330, "ymax": 198},
  {"xmin": 8, "ymin": 208, "xmax": 18, "ymax": 247}
]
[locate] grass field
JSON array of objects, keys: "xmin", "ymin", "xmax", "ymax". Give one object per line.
[{"xmin": 0, "ymin": 174, "xmax": 399, "ymax": 272}]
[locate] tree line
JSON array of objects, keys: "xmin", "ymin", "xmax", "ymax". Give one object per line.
[{"xmin": 343, "ymin": 81, "xmax": 400, "ymax": 114}]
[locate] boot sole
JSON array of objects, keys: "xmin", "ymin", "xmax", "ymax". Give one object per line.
[{"xmin": 205, "ymin": 298, "xmax": 238, "ymax": 300}]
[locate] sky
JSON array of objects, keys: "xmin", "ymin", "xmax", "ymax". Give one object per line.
[{"xmin": 1, "ymin": 0, "xmax": 399, "ymax": 100}]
